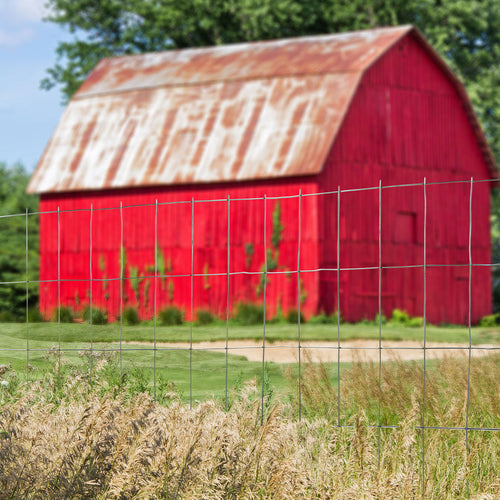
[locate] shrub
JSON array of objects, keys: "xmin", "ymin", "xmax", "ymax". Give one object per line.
[
  {"xmin": 0, "ymin": 310, "xmax": 15, "ymax": 322},
  {"xmin": 479, "ymin": 313, "xmax": 500, "ymax": 327},
  {"xmin": 286, "ymin": 308, "xmax": 305, "ymax": 324},
  {"xmin": 196, "ymin": 309, "xmax": 215, "ymax": 325},
  {"xmin": 375, "ymin": 313, "xmax": 387, "ymax": 325},
  {"xmin": 234, "ymin": 302, "xmax": 264, "ymax": 325},
  {"xmin": 308, "ymin": 312, "xmax": 331, "ymax": 324},
  {"xmin": 390, "ymin": 308, "xmax": 410, "ymax": 325},
  {"xmin": 83, "ymin": 306, "xmax": 108, "ymax": 325},
  {"xmin": 27, "ymin": 308, "xmax": 44, "ymax": 323},
  {"xmin": 123, "ymin": 306, "xmax": 140, "ymax": 326},
  {"xmin": 52, "ymin": 306, "xmax": 74, "ymax": 323},
  {"xmin": 159, "ymin": 306, "xmax": 183, "ymax": 326},
  {"xmin": 407, "ymin": 316, "xmax": 424, "ymax": 327}
]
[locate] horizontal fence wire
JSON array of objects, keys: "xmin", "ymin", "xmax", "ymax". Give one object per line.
[
  {"xmin": 1, "ymin": 177, "xmax": 499, "ymax": 498},
  {"xmin": 0, "ymin": 177, "xmax": 497, "ymax": 221}
]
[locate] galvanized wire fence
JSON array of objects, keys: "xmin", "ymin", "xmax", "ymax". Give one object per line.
[{"xmin": 1, "ymin": 177, "xmax": 499, "ymax": 496}]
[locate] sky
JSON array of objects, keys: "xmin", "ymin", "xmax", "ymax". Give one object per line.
[{"xmin": 0, "ymin": 0, "xmax": 67, "ymax": 171}]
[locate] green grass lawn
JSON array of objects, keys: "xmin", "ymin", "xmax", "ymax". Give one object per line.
[
  {"xmin": 0, "ymin": 320, "xmax": 498, "ymax": 404},
  {"xmin": 1, "ymin": 319, "xmax": 499, "ymax": 345}
]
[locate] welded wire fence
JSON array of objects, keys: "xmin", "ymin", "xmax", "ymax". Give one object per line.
[{"xmin": 1, "ymin": 177, "xmax": 499, "ymax": 496}]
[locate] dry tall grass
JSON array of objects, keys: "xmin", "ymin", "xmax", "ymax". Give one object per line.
[{"xmin": 0, "ymin": 355, "xmax": 498, "ymax": 499}]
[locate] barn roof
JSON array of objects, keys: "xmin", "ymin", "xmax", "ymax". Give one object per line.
[{"xmin": 28, "ymin": 26, "xmax": 497, "ymax": 194}]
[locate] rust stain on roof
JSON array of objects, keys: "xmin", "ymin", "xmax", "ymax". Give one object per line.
[{"xmin": 27, "ymin": 25, "xmax": 497, "ymax": 194}]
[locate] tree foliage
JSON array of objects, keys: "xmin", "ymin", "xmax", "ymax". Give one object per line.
[{"xmin": 0, "ymin": 163, "xmax": 39, "ymax": 320}]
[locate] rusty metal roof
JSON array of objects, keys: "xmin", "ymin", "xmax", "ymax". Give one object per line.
[{"xmin": 27, "ymin": 25, "xmax": 496, "ymax": 194}]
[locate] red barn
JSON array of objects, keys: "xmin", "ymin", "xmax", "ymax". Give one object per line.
[{"xmin": 28, "ymin": 26, "xmax": 496, "ymax": 325}]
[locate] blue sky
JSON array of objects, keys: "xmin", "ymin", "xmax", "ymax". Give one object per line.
[{"xmin": 0, "ymin": 0, "xmax": 67, "ymax": 171}]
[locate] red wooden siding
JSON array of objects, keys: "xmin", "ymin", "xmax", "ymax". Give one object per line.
[
  {"xmin": 317, "ymin": 33, "xmax": 492, "ymax": 325},
  {"xmin": 38, "ymin": 179, "xmax": 320, "ymax": 322}
]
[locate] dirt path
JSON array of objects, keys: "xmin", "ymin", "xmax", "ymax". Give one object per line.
[{"xmin": 127, "ymin": 340, "xmax": 498, "ymax": 364}]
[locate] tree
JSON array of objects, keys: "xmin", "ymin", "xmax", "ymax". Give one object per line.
[{"xmin": 0, "ymin": 163, "xmax": 39, "ymax": 321}]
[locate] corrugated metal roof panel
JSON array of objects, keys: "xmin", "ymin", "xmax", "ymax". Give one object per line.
[
  {"xmin": 77, "ymin": 26, "xmax": 410, "ymax": 97},
  {"xmin": 30, "ymin": 72, "xmax": 360, "ymax": 192}
]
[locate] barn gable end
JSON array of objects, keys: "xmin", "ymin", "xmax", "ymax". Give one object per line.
[{"xmin": 317, "ymin": 31, "xmax": 493, "ymax": 324}]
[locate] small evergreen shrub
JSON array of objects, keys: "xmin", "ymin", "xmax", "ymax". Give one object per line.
[
  {"xmin": 52, "ymin": 306, "xmax": 74, "ymax": 323},
  {"xmin": 196, "ymin": 309, "xmax": 215, "ymax": 325},
  {"xmin": 83, "ymin": 306, "xmax": 108, "ymax": 325},
  {"xmin": 159, "ymin": 306, "xmax": 183, "ymax": 326},
  {"xmin": 234, "ymin": 302, "xmax": 264, "ymax": 325},
  {"xmin": 124, "ymin": 306, "xmax": 140, "ymax": 326},
  {"xmin": 286, "ymin": 308, "xmax": 305, "ymax": 324}
]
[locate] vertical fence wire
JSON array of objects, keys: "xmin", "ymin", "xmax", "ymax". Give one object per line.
[
  {"xmin": 154, "ymin": 200, "xmax": 158, "ymax": 401},
  {"xmin": 421, "ymin": 177, "xmax": 428, "ymax": 498},
  {"xmin": 190, "ymin": 198, "xmax": 194, "ymax": 409},
  {"xmin": 89, "ymin": 204, "xmax": 93, "ymax": 384},
  {"xmin": 261, "ymin": 195, "xmax": 267, "ymax": 426},
  {"xmin": 25, "ymin": 208, "xmax": 29, "ymax": 383},
  {"xmin": 465, "ymin": 177, "xmax": 474, "ymax": 498},
  {"xmin": 120, "ymin": 202, "xmax": 123, "ymax": 388},
  {"xmin": 337, "ymin": 186, "xmax": 341, "ymax": 427},
  {"xmin": 297, "ymin": 190, "xmax": 302, "ymax": 422},
  {"xmin": 377, "ymin": 180, "xmax": 382, "ymax": 468},
  {"xmin": 225, "ymin": 196, "xmax": 231, "ymax": 411},
  {"xmin": 57, "ymin": 206, "xmax": 61, "ymax": 389}
]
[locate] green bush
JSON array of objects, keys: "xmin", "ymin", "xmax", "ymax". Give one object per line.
[
  {"xmin": 52, "ymin": 306, "xmax": 74, "ymax": 323},
  {"xmin": 234, "ymin": 302, "xmax": 264, "ymax": 325},
  {"xmin": 159, "ymin": 306, "xmax": 183, "ymax": 326},
  {"xmin": 124, "ymin": 306, "xmax": 140, "ymax": 326},
  {"xmin": 390, "ymin": 309, "xmax": 410, "ymax": 325},
  {"xmin": 308, "ymin": 312, "xmax": 331, "ymax": 324},
  {"xmin": 286, "ymin": 308, "xmax": 305, "ymax": 324},
  {"xmin": 83, "ymin": 306, "xmax": 108, "ymax": 325},
  {"xmin": 479, "ymin": 313, "xmax": 500, "ymax": 327},
  {"xmin": 0, "ymin": 310, "xmax": 15, "ymax": 322},
  {"xmin": 196, "ymin": 309, "xmax": 215, "ymax": 325},
  {"xmin": 375, "ymin": 313, "xmax": 387, "ymax": 325},
  {"xmin": 408, "ymin": 316, "xmax": 424, "ymax": 327},
  {"xmin": 27, "ymin": 308, "xmax": 44, "ymax": 323}
]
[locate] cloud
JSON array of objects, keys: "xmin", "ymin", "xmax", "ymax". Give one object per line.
[
  {"xmin": 0, "ymin": 0, "xmax": 50, "ymax": 47},
  {"xmin": 0, "ymin": 27, "xmax": 34, "ymax": 47},
  {"xmin": 0, "ymin": 0, "xmax": 49, "ymax": 23}
]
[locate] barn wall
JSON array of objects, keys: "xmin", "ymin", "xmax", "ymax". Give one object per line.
[
  {"xmin": 38, "ymin": 178, "xmax": 320, "ymax": 322},
  {"xmin": 317, "ymin": 33, "xmax": 492, "ymax": 325}
]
